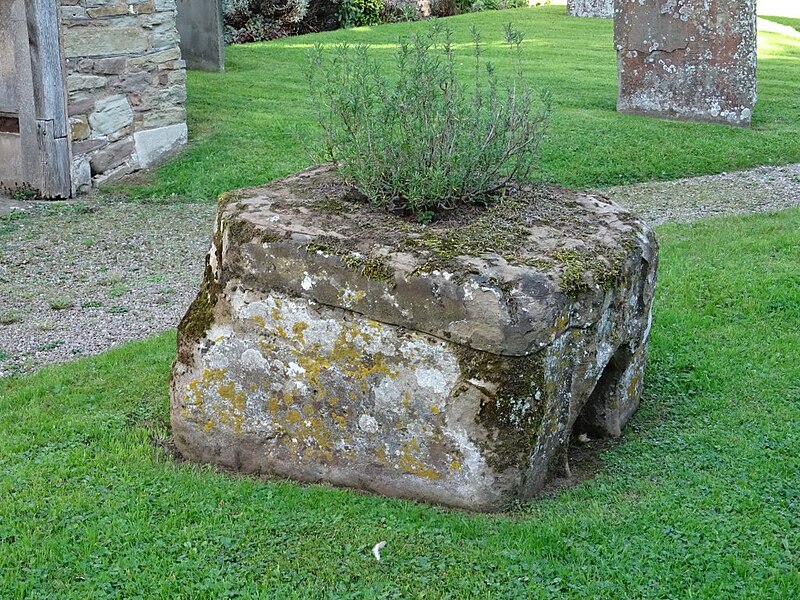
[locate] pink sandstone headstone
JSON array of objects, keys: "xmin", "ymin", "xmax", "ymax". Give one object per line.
[
  {"xmin": 568, "ymin": 0, "xmax": 613, "ymax": 19},
  {"xmin": 615, "ymin": 0, "xmax": 757, "ymax": 126}
]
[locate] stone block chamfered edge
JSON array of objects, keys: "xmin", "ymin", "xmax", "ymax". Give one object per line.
[
  {"xmin": 615, "ymin": 0, "xmax": 757, "ymax": 126},
  {"xmin": 170, "ymin": 166, "xmax": 659, "ymax": 511}
]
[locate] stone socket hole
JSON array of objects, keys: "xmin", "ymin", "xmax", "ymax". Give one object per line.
[{"xmin": 574, "ymin": 345, "xmax": 633, "ymax": 440}]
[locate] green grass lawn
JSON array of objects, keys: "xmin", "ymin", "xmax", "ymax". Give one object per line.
[
  {"xmin": 121, "ymin": 6, "xmax": 800, "ymax": 201},
  {"xmin": 762, "ymin": 16, "xmax": 800, "ymax": 32},
  {"xmin": 2, "ymin": 208, "xmax": 798, "ymax": 598}
]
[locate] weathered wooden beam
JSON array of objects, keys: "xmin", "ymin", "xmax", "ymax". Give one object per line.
[
  {"xmin": 36, "ymin": 119, "xmax": 72, "ymax": 199},
  {"xmin": 25, "ymin": 0, "xmax": 72, "ymax": 197}
]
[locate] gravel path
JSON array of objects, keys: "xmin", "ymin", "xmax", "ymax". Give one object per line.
[
  {"xmin": 0, "ymin": 199, "xmax": 215, "ymax": 377},
  {"xmin": 2, "ymin": 162, "xmax": 799, "ymax": 377}
]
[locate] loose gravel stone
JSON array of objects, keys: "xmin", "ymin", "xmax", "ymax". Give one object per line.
[
  {"xmin": 0, "ymin": 198, "xmax": 215, "ymax": 377},
  {"xmin": 600, "ymin": 163, "xmax": 800, "ymax": 226},
  {"xmin": 2, "ymin": 162, "xmax": 799, "ymax": 377}
]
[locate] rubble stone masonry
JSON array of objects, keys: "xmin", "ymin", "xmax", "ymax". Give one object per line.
[{"xmin": 61, "ymin": 0, "xmax": 188, "ymax": 191}]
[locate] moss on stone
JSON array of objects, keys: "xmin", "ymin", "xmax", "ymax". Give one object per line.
[
  {"xmin": 361, "ymin": 254, "xmax": 394, "ymax": 282},
  {"xmin": 217, "ymin": 191, "xmax": 240, "ymax": 210},
  {"xmin": 554, "ymin": 248, "xmax": 625, "ymax": 296},
  {"xmin": 227, "ymin": 218, "xmax": 260, "ymax": 247},
  {"xmin": 455, "ymin": 346, "xmax": 547, "ymax": 472},
  {"xmin": 400, "ymin": 193, "xmax": 537, "ymax": 273},
  {"xmin": 304, "ymin": 236, "xmax": 395, "ymax": 283},
  {"xmin": 261, "ymin": 230, "xmax": 283, "ymax": 244},
  {"xmin": 178, "ymin": 262, "xmax": 220, "ymax": 359}
]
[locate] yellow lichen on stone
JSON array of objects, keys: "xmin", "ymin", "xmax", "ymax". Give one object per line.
[
  {"xmin": 258, "ymin": 339, "xmax": 276, "ymax": 354},
  {"xmin": 215, "ymin": 380, "xmax": 247, "ymax": 433},
  {"xmin": 332, "ymin": 412, "xmax": 349, "ymax": 430},
  {"xmin": 398, "ymin": 439, "xmax": 441, "ymax": 480},
  {"xmin": 340, "ymin": 289, "xmax": 367, "ymax": 306},
  {"xmin": 349, "ymin": 353, "xmax": 397, "ymax": 388},
  {"xmin": 266, "ymin": 396, "xmax": 280, "ymax": 414},
  {"xmin": 187, "ymin": 368, "xmax": 227, "ymax": 408},
  {"xmin": 285, "ymin": 409, "xmax": 302, "ymax": 424},
  {"xmin": 292, "ymin": 321, "xmax": 309, "ymax": 344},
  {"xmin": 283, "ymin": 415, "xmax": 335, "ymax": 463},
  {"xmin": 296, "ymin": 349, "xmax": 332, "ymax": 388}
]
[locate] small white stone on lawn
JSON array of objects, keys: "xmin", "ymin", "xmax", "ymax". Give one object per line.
[{"xmin": 372, "ymin": 541, "xmax": 386, "ymax": 561}]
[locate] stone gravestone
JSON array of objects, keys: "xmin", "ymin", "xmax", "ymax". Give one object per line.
[
  {"xmin": 615, "ymin": 0, "xmax": 757, "ymax": 126},
  {"xmin": 176, "ymin": 0, "xmax": 225, "ymax": 72},
  {"xmin": 568, "ymin": 0, "xmax": 613, "ymax": 19}
]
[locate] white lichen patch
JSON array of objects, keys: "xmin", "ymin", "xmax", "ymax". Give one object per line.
[
  {"xmin": 358, "ymin": 414, "xmax": 379, "ymax": 433},
  {"xmin": 207, "ymin": 323, "xmax": 234, "ymax": 343},
  {"xmin": 240, "ymin": 348, "xmax": 267, "ymax": 371},
  {"xmin": 415, "ymin": 367, "xmax": 449, "ymax": 393},
  {"xmin": 340, "ymin": 287, "xmax": 366, "ymax": 308}
]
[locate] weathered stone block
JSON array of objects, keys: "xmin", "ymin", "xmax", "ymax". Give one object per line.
[
  {"xmin": 87, "ymin": 1, "xmax": 129, "ymax": 18},
  {"xmin": 133, "ymin": 122, "xmax": 187, "ymax": 167},
  {"xmin": 69, "ymin": 115, "xmax": 90, "ymax": 140},
  {"xmin": 171, "ymin": 166, "xmax": 659, "ymax": 511},
  {"xmin": 140, "ymin": 105, "xmax": 186, "ymax": 128},
  {"xmin": 126, "ymin": 47, "xmax": 182, "ymax": 69},
  {"xmin": 63, "ymin": 26, "xmax": 148, "ymax": 58},
  {"xmin": 89, "ymin": 94, "xmax": 134, "ymax": 135},
  {"xmin": 71, "ymin": 155, "xmax": 92, "ymax": 195},
  {"xmin": 89, "ymin": 137, "xmax": 134, "ymax": 174},
  {"xmin": 66, "ymin": 74, "xmax": 106, "ymax": 93},
  {"xmin": 568, "ymin": 0, "xmax": 612, "ymax": 19},
  {"xmin": 615, "ymin": 0, "xmax": 757, "ymax": 126},
  {"xmin": 93, "ymin": 56, "xmax": 127, "ymax": 75}
]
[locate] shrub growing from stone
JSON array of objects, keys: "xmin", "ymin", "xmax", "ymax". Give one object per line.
[{"xmin": 307, "ymin": 23, "xmax": 551, "ymax": 219}]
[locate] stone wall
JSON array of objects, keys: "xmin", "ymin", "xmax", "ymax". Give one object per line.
[
  {"xmin": 61, "ymin": 0, "xmax": 188, "ymax": 192},
  {"xmin": 568, "ymin": 0, "xmax": 613, "ymax": 19}
]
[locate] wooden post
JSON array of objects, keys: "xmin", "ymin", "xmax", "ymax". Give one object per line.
[{"xmin": 24, "ymin": 0, "xmax": 71, "ymax": 198}]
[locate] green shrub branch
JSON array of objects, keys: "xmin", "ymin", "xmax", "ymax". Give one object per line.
[{"xmin": 307, "ymin": 22, "xmax": 551, "ymax": 219}]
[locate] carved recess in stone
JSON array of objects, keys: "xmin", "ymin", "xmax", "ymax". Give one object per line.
[
  {"xmin": 568, "ymin": 0, "xmax": 613, "ymax": 19},
  {"xmin": 170, "ymin": 166, "xmax": 659, "ymax": 511},
  {"xmin": 615, "ymin": 0, "xmax": 757, "ymax": 126}
]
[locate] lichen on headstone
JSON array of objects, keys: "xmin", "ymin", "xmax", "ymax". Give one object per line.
[{"xmin": 615, "ymin": 0, "xmax": 757, "ymax": 126}]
